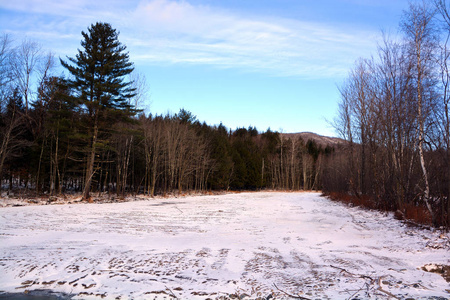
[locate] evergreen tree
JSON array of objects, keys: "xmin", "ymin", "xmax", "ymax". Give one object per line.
[
  {"xmin": 60, "ymin": 22, "xmax": 136, "ymax": 200},
  {"xmin": 208, "ymin": 123, "xmax": 233, "ymax": 190},
  {"xmin": 31, "ymin": 76, "xmax": 78, "ymax": 194},
  {"xmin": 230, "ymin": 127, "xmax": 262, "ymax": 189}
]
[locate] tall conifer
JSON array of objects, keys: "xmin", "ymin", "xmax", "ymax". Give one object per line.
[{"xmin": 61, "ymin": 22, "xmax": 136, "ymax": 200}]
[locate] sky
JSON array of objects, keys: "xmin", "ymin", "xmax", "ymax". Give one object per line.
[{"xmin": 0, "ymin": 0, "xmax": 411, "ymax": 136}]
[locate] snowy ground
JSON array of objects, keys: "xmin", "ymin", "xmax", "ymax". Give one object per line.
[{"xmin": 0, "ymin": 192, "xmax": 449, "ymax": 299}]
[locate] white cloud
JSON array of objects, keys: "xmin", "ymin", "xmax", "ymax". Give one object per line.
[
  {"xmin": 0, "ymin": 0, "xmax": 379, "ymax": 78},
  {"xmin": 123, "ymin": 0, "xmax": 378, "ymax": 78}
]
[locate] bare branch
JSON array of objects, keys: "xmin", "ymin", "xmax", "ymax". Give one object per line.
[{"xmin": 273, "ymin": 283, "xmax": 312, "ymax": 300}]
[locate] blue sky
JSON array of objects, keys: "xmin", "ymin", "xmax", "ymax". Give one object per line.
[{"xmin": 0, "ymin": 0, "xmax": 410, "ymax": 136}]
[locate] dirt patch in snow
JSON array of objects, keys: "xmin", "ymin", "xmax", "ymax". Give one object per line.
[{"xmin": 422, "ymin": 264, "xmax": 450, "ymax": 283}]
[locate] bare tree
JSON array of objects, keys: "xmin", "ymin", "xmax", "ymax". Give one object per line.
[
  {"xmin": 128, "ymin": 71, "xmax": 149, "ymax": 111},
  {"xmin": 401, "ymin": 0, "xmax": 438, "ymax": 223},
  {"xmin": 0, "ymin": 89, "xmax": 29, "ymax": 184},
  {"xmin": 142, "ymin": 115, "xmax": 164, "ymax": 197},
  {"xmin": 114, "ymin": 126, "xmax": 135, "ymax": 199},
  {"xmin": 348, "ymin": 59, "xmax": 376, "ymax": 195},
  {"xmin": 334, "ymin": 72, "xmax": 358, "ymax": 194},
  {"xmin": 374, "ymin": 34, "xmax": 416, "ymax": 209},
  {"xmin": 0, "ymin": 36, "xmax": 29, "ymax": 186},
  {"xmin": 10, "ymin": 38, "xmax": 42, "ymax": 114},
  {"xmin": 434, "ymin": 0, "xmax": 450, "ymax": 225},
  {"xmin": 0, "ymin": 34, "xmax": 13, "ymax": 96}
]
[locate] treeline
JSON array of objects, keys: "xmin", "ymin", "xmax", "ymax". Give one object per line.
[
  {"xmin": 328, "ymin": 0, "xmax": 450, "ymax": 227},
  {"xmin": 0, "ymin": 24, "xmax": 332, "ymax": 200},
  {"xmin": 1, "ymin": 91, "xmax": 331, "ymax": 196}
]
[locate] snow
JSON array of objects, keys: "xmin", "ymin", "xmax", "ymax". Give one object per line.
[{"xmin": 0, "ymin": 192, "xmax": 449, "ymax": 299}]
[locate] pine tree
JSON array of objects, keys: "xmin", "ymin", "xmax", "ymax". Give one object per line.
[{"xmin": 61, "ymin": 22, "xmax": 136, "ymax": 200}]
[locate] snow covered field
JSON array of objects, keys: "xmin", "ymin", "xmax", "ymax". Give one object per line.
[{"xmin": 0, "ymin": 192, "xmax": 449, "ymax": 299}]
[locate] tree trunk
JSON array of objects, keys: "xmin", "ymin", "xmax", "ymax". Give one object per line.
[
  {"xmin": 302, "ymin": 154, "xmax": 308, "ymax": 190},
  {"xmin": 446, "ymin": 93, "xmax": 450, "ymax": 226},
  {"xmin": 416, "ymin": 50, "xmax": 434, "ymax": 224},
  {"xmin": 0, "ymin": 111, "xmax": 16, "ymax": 181},
  {"xmin": 35, "ymin": 139, "xmax": 45, "ymax": 194},
  {"xmin": 82, "ymin": 120, "xmax": 98, "ymax": 201}
]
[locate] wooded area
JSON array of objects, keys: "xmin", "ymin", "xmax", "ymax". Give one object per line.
[
  {"xmin": 329, "ymin": 0, "xmax": 450, "ymax": 228},
  {"xmin": 1, "ymin": 1, "xmax": 450, "ymax": 229},
  {"xmin": 0, "ymin": 23, "xmax": 329, "ymax": 200}
]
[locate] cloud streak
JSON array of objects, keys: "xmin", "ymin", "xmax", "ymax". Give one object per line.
[
  {"xmin": 1, "ymin": 0, "xmax": 379, "ymax": 78},
  {"xmin": 127, "ymin": 0, "xmax": 379, "ymax": 78}
]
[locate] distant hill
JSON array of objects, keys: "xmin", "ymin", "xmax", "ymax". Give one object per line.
[{"xmin": 281, "ymin": 132, "xmax": 345, "ymax": 147}]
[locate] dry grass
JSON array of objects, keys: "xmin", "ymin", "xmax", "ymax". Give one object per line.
[
  {"xmin": 324, "ymin": 192, "xmax": 433, "ymax": 227},
  {"xmin": 325, "ymin": 192, "xmax": 377, "ymax": 210},
  {"xmin": 402, "ymin": 203, "xmax": 432, "ymax": 226}
]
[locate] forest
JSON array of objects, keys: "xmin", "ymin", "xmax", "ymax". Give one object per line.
[
  {"xmin": 0, "ymin": 23, "xmax": 331, "ymax": 198},
  {"xmin": 1, "ymin": 0, "xmax": 450, "ymax": 229}
]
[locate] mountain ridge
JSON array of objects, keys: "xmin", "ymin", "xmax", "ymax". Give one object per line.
[{"xmin": 281, "ymin": 132, "xmax": 345, "ymax": 147}]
